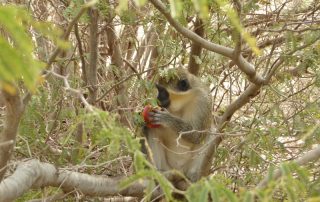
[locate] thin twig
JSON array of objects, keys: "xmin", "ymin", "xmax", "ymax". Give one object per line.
[{"xmin": 46, "ymin": 70, "xmax": 94, "ymax": 112}]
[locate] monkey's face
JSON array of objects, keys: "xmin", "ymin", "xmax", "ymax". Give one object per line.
[{"xmin": 156, "ymin": 69, "xmax": 196, "ymax": 113}]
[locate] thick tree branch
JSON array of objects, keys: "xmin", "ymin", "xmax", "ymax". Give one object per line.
[
  {"xmin": 218, "ymin": 35, "xmax": 320, "ymax": 130},
  {"xmin": 74, "ymin": 23, "xmax": 87, "ymax": 84},
  {"xmin": 149, "ymin": 2, "xmax": 320, "ymax": 182},
  {"xmin": 87, "ymin": 8, "xmax": 99, "ymax": 105},
  {"xmin": 257, "ymin": 144, "xmax": 320, "ymax": 189},
  {"xmin": 0, "ymin": 89, "xmax": 25, "ymax": 181},
  {"xmin": 104, "ymin": 2, "xmax": 130, "ymax": 125},
  {"xmin": 149, "ymin": 0, "xmax": 267, "ymax": 85},
  {"xmin": 0, "ymin": 159, "xmax": 157, "ymax": 201},
  {"xmin": 187, "ymin": 17, "xmax": 204, "ymax": 76},
  {"xmin": 232, "ymin": 0, "xmax": 242, "ymax": 60},
  {"xmin": 198, "ymin": 35, "xmax": 320, "ymax": 176}
]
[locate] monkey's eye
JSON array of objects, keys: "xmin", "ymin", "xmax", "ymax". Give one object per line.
[{"xmin": 177, "ymin": 79, "xmax": 190, "ymax": 91}]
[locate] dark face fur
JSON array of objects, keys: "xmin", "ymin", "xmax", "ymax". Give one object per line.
[
  {"xmin": 156, "ymin": 84, "xmax": 170, "ymax": 108},
  {"xmin": 156, "ymin": 71, "xmax": 191, "ymax": 108}
]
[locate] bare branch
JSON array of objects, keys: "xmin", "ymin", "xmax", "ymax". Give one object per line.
[
  {"xmin": 87, "ymin": 8, "xmax": 99, "ymax": 105},
  {"xmin": 104, "ymin": 2, "xmax": 130, "ymax": 124},
  {"xmin": 149, "ymin": 0, "xmax": 267, "ymax": 85},
  {"xmin": 74, "ymin": 23, "xmax": 87, "ymax": 84},
  {"xmin": 46, "ymin": 71, "xmax": 94, "ymax": 112},
  {"xmin": 257, "ymin": 144, "xmax": 320, "ymax": 189},
  {"xmin": 187, "ymin": 17, "xmax": 204, "ymax": 76},
  {"xmin": 198, "ymin": 35, "xmax": 320, "ymax": 178},
  {"xmin": 232, "ymin": 0, "xmax": 242, "ymax": 60},
  {"xmin": 0, "ymin": 89, "xmax": 25, "ymax": 181},
  {"xmin": 221, "ymin": 34, "xmax": 320, "ymax": 128},
  {"xmin": 0, "ymin": 159, "xmax": 157, "ymax": 201}
]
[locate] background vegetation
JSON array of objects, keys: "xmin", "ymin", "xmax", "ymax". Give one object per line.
[{"xmin": 0, "ymin": 0, "xmax": 319, "ymax": 201}]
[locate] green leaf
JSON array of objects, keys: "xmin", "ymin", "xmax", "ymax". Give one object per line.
[
  {"xmin": 280, "ymin": 163, "xmax": 291, "ymax": 176},
  {"xmin": 116, "ymin": 0, "xmax": 128, "ymax": 14},
  {"xmin": 215, "ymin": 0, "xmax": 261, "ymax": 55},
  {"xmin": 221, "ymin": 188, "xmax": 238, "ymax": 202},
  {"xmin": 0, "ymin": 5, "xmax": 66, "ymax": 92},
  {"xmin": 168, "ymin": 0, "xmax": 183, "ymax": 18},
  {"xmin": 249, "ymin": 149, "xmax": 262, "ymax": 167},
  {"xmin": 121, "ymin": 153, "xmax": 175, "ymax": 202},
  {"xmin": 267, "ymin": 165, "xmax": 275, "ymax": 183},
  {"xmin": 243, "ymin": 191, "xmax": 254, "ymax": 202},
  {"xmin": 133, "ymin": 0, "xmax": 147, "ymax": 7},
  {"xmin": 154, "ymin": 172, "xmax": 174, "ymax": 201},
  {"xmin": 191, "ymin": 0, "xmax": 209, "ymax": 19},
  {"xmin": 284, "ymin": 182, "xmax": 297, "ymax": 202},
  {"xmin": 186, "ymin": 179, "xmax": 209, "ymax": 202},
  {"xmin": 120, "ymin": 170, "xmax": 152, "ymax": 188}
]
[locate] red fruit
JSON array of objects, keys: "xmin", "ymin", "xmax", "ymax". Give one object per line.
[
  {"xmin": 142, "ymin": 105, "xmax": 151, "ymax": 122},
  {"xmin": 142, "ymin": 105, "xmax": 160, "ymax": 128}
]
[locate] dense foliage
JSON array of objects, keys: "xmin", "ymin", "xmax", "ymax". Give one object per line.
[{"xmin": 0, "ymin": 0, "xmax": 319, "ymax": 201}]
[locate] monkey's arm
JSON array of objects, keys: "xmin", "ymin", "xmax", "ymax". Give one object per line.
[{"xmin": 148, "ymin": 110, "xmax": 206, "ymax": 144}]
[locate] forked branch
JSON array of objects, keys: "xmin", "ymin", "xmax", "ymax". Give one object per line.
[{"xmin": 149, "ymin": 0, "xmax": 266, "ymax": 85}]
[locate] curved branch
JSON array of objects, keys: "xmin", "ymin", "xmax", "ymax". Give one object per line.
[
  {"xmin": 0, "ymin": 159, "xmax": 156, "ymax": 201},
  {"xmin": 0, "ymin": 89, "xmax": 25, "ymax": 181},
  {"xmin": 149, "ymin": 0, "xmax": 267, "ymax": 85},
  {"xmin": 257, "ymin": 144, "xmax": 320, "ymax": 189},
  {"xmin": 198, "ymin": 35, "xmax": 320, "ymax": 175}
]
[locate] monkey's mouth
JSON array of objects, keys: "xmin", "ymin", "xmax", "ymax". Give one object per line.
[{"xmin": 156, "ymin": 84, "xmax": 170, "ymax": 108}]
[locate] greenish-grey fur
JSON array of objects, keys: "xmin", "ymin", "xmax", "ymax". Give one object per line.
[{"xmin": 143, "ymin": 67, "xmax": 212, "ymax": 183}]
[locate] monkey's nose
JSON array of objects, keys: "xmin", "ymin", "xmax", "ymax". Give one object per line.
[{"xmin": 156, "ymin": 84, "xmax": 170, "ymax": 108}]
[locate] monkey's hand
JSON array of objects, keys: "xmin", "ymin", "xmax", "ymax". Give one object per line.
[
  {"xmin": 148, "ymin": 109, "xmax": 203, "ymax": 144},
  {"xmin": 147, "ymin": 109, "xmax": 180, "ymax": 128}
]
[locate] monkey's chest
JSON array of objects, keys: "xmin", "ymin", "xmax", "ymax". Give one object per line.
[
  {"xmin": 165, "ymin": 138, "xmax": 196, "ymax": 170},
  {"xmin": 150, "ymin": 127, "xmax": 198, "ymax": 171}
]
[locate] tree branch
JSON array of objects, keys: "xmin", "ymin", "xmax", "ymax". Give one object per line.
[
  {"xmin": 74, "ymin": 23, "xmax": 87, "ymax": 84},
  {"xmin": 46, "ymin": 70, "xmax": 94, "ymax": 112},
  {"xmin": 87, "ymin": 8, "xmax": 99, "ymax": 105},
  {"xmin": 187, "ymin": 17, "xmax": 204, "ymax": 76},
  {"xmin": 232, "ymin": 0, "xmax": 242, "ymax": 60},
  {"xmin": 149, "ymin": 0, "xmax": 267, "ymax": 85},
  {"xmin": 0, "ymin": 1, "xmax": 98, "ymax": 182},
  {"xmin": 0, "ymin": 159, "xmax": 157, "ymax": 201},
  {"xmin": 197, "ymin": 35, "xmax": 320, "ymax": 177},
  {"xmin": 0, "ymin": 89, "xmax": 25, "ymax": 181},
  {"xmin": 104, "ymin": 3, "xmax": 130, "ymax": 125},
  {"xmin": 257, "ymin": 144, "xmax": 320, "ymax": 189}
]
